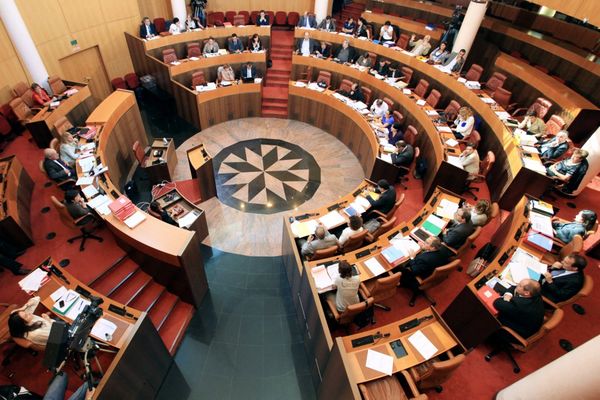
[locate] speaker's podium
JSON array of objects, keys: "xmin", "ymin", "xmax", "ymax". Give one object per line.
[
  {"xmin": 145, "ymin": 138, "xmax": 177, "ymax": 184},
  {"xmin": 186, "ymin": 143, "xmax": 217, "ymax": 201}
]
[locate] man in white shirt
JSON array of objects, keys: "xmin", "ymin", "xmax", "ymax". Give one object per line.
[
  {"xmin": 459, "ymin": 143, "xmax": 480, "ymax": 176},
  {"xmin": 296, "ymin": 32, "xmax": 316, "ymax": 56},
  {"xmin": 370, "ymin": 99, "xmax": 389, "ymax": 118}
]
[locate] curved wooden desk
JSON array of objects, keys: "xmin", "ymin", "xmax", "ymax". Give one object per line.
[
  {"xmin": 82, "ymin": 90, "xmax": 208, "ymax": 307},
  {"xmin": 34, "ymin": 258, "xmax": 171, "ymax": 399},
  {"xmin": 291, "ymin": 55, "xmax": 467, "ymax": 198},
  {"xmin": 362, "ymin": 11, "xmax": 443, "ymax": 42},
  {"xmin": 0, "ymin": 156, "xmax": 33, "ymax": 247}
]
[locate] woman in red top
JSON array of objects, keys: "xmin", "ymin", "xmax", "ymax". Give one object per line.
[{"xmin": 31, "ymin": 83, "xmax": 55, "ymax": 107}]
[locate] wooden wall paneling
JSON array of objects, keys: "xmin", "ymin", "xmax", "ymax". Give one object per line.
[
  {"xmin": 59, "ymin": 46, "xmax": 112, "ymax": 101},
  {"xmin": 125, "ymin": 32, "xmax": 153, "ymax": 77},
  {"xmin": 205, "ymin": 0, "xmax": 315, "ymax": 13},
  {"xmin": 137, "ymin": 0, "xmax": 172, "ymax": 20},
  {"xmin": 171, "ymin": 77, "xmax": 201, "ymax": 130}
]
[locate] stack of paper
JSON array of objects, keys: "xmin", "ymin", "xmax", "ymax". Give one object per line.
[
  {"xmin": 522, "ymin": 157, "xmax": 547, "ymax": 174},
  {"xmin": 380, "ymin": 153, "xmax": 392, "ymax": 163},
  {"xmin": 364, "ymin": 257, "xmax": 386, "ymax": 276},
  {"xmin": 408, "ymin": 330, "xmax": 438, "ymax": 360},
  {"xmin": 81, "ymin": 185, "xmax": 99, "ymax": 199},
  {"xmin": 355, "ymin": 195, "xmax": 372, "ymax": 209},
  {"xmin": 402, "ymin": 88, "xmax": 412, "ymax": 95},
  {"xmin": 416, "ymin": 99, "xmax": 426, "ymax": 106},
  {"xmin": 445, "ymin": 138, "xmax": 459, "ymax": 147},
  {"xmin": 390, "ymin": 236, "xmax": 421, "ymax": 257},
  {"xmin": 319, "ymin": 211, "xmax": 346, "ymax": 229},
  {"xmin": 422, "ymin": 214, "xmax": 446, "ymax": 236},
  {"xmin": 426, "ymin": 110, "xmax": 439, "ymax": 116},
  {"xmin": 365, "ymin": 349, "xmax": 394, "ymax": 376},
  {"xmin": 88, "ymin": 195, "xmax": 111, "ymax": 210},
  {"xmin": 437, "ymin": 126, "xmax": 452, "ymax": 133},
  {"xmin": 521, "ymin": 145, "xmax": 539, "ymax": 154},
  {"xmin": 311, "ymin": 265, "xmax": 334, "ymax": 291},
  {"xmin": 531, "ymin": 200, "xmax": 554, "ymax": 215},
  {"xmin": 124, "ymin": 211, "xmax": 146, "ymax": 229},
  {"xmin": 446, "ymin": 155, "xmax": 463, "ymax": 169},
  {"xmin": 65, "ymin": 298, "xmax": 91, "ymax": 320},
  {"xmin": 18, "ymin": 268, "xmax": 49, "ymax": 292},
  {"xmin": 481, "ymin": 97, "xmax": 496, "ymax": 104},
  {"xmin": 290, "ymin": 219, "xmax": 319, "ymax": 238},
  {"xmin": 381, "ymin": 246, "xmax": 405, "ymax": 264},
  {"xmin": 76, "ymin": 176, "xmax": 94, "ymax": 186},
  {"xmin": 529, "ymin": 212, "xmax": 553, "ymax": 237},
  {"xmin": 52, "ymin": 289, "xmax": 80, "ymax": 315},
  {"xmin": 177, "ymin": 210, "xmax": 199, "ymax": 229},
  {"xmin": 465, "ymin": 81, "xmax": 480, "ymax": 89}
]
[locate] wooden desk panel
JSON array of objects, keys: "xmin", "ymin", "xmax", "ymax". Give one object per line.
[
  {"xmin": 0, "ymin": 156, "xmax": 33, "ymax": 247},
  {"xmin": 197, "ymin": 83, "xmax": 262, "ymax": 128},
  {"xmin": 167, "ymin": 52, "xmax": 267, "ymax": 77},
  {"xmin": 366, "ymin": 0, "xmax": 453, "ymax": 19},
  {"xmin": 362, "ymin": 11, "xmax": 443, "ymax": 41},
  {"xmin": 143, "ymin": 26, "xmax": 271, "ymax": 51}
]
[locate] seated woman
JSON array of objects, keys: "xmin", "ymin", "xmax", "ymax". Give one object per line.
[
  {"xmin": 339, "ymin": 215, "xmax": 364, "ymax": 246},
  {"xmin": 327, "ymin": 260, "xmax": 360, "ymax": 312},
  {"xmin": 465, "ymin": 199, "xmax": 490, "ymax": 227},
  {"xmin": 248, "ymin": 34, "xmax": 263, "ymax": 52},
  {"xmin": 341, "ymin": 17, "xmax": 356, "ymax": 34},
  {"xmin": 9, "ymin": 296, "xmax": 53, "ymax": 347},
  {"xmin": 453, "ymin": 106, "xmax": 475, "ymax": 140},
  {"xmin": 31, "ymin": 83, "xmax": 55, "ymax": 107},
  {"xmin": 380, "ymin": 109, "xmax": 394, "ymax": 132},
  {"xmin": 354, "ymin": 18, "xmax": 370, "ymax": 39},
  {"xmin": 59, "ymin": 132, "xmax": 79, "ymax": 167},
  {"xmin": 355, "ymin": 52, "xmax": 372, "ymax": 68},
  {"xmin": 388, "ymin": 122, "xmax": 404, "ymax": 146},
  {"xmin": 149, "ymin": 201, "xmax": 178, "ymax": 226},
  {"xmin": 428, "ymin": 42, "xmax": 448, "ymax": 64},
  {"xmin": 169, "ymin": 17, "xmax": 182, "ymax": 34},
  {"xmin": 547, "ymin": 149, "xmax": 589, "ymax": 194},
  {"xmin": 517, "ymin": 109, "xmax": 546, "ymax": 137},
  {"xmin": 552, "ymin": 209, "xmax": 596, "ymax": 244}
]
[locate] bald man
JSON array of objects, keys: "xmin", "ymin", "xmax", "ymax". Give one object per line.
[
  {"xmin": 301, "ymin": 223, "xmax": 339, "ymax": 257},
  {"xmin": 493, "ymin": 278, "xmax": 545, "ymax": 338},
  {"xmin": 43, "ymin": 148, "xmax": 75, "ymax": 184}
]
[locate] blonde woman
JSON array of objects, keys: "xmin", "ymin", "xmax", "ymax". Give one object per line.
[
  {"xmin": 59, "ymin": 132, "xmax": 79, "ymax": 167},
  {"xmin": 453, "ymin": 106, "xmax": 475, "ymax": 139}
]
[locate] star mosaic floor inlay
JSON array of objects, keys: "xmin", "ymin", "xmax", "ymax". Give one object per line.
[{"xmin": 213, "ymin": 139, "xmax": 321, "ymax": 214}]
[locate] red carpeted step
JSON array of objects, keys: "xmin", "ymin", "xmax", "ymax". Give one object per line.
[
  {"xmin": 89, "ymin": 258, "xmax": 140, "ymax": 297},
  {"xmin": 84, "ymin": 254, "xmax": 128, "ymax": 287},
  {"xmin": 158, "ymin": 300, "xmax": 195, "ymax": 355},
  {"xmin": 262, "ymin": 109, "xmax": 289, "ymax": 118},
  {"xmin": 270, "ymin": 59, "xmax": 292, "ymax": 71},
  {"xmin": 262, "ymin": 101, "xmax": 288, "ymax": 110},
  {"xmin": 262, "ymin": 87, "xmax": 289, "ymax": 100},
  {"xmin": 129, "ymin": 281, "xmax": 166, "ymax": 312},
  {"xmin": 268, "ymin": 69, "xmax": 291, "ymax": 78},
  {"xmin": 148, "ymin": 290, "xmax": 178, "ymax": 329},
  {"xmin": 109, "ymin": 269, "xmax": 153, "ymax": 306}
]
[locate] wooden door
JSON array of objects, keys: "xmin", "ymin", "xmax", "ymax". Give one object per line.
[{"xmin": 59, "ymin": 46, "xmax": 112, "ymax": 102}]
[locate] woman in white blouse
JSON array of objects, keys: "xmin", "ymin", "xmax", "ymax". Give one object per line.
[
  {"xmin": 9, "ymin": 296, "xmax": 53, "ymax": 347},
  {"xmin": 339, "ymin": 215, "xmax": 364, "ymax": 246},
  {"xmin": 59, "ymin": 132, "xmax": 79, "ymax": 167},
  {"xmin": 453, "ymin": 106, "xmax": 475, "ymax": 139},
  {"xmin": 330, "ymin": 260, "xmax": 360, "ymax": 312},
  {"xmin": 169, "ymin": 17, "xmax": 183, "ymax": 34},
  {"xmin": 379, "ymin": 21, "xmax": 394, "ymax": 42}
]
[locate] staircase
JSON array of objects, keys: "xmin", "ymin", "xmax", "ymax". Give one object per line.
[
  {"xmin": 262, "ymin": 30, "xmax": 295, "ymax": 118},
  {"xmin": 334, "ymin": 1, "xmax": 366, "ymax": 24},
  {"xmin": 86, "ymin": 254, "xmax": 194, "ymax": 355}
]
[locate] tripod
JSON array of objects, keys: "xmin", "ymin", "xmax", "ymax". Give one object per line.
[{"xmin": 54, "ymin": 337, "xmax": 116, "ymax": 387}]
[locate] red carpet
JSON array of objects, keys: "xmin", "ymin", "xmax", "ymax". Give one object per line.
[{"xmin": 262, "ymin": 30, "xmax": 294, "ymax": 118}]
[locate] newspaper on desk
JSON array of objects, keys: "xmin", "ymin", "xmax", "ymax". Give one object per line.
[
  {"xmin": 290, "ymin": 218, "xmax": 319, "ymax": 238},
  {"xmin": 501, "ymin": 248, "xmax": 548, "ymax": 284},
  {"xmin": 390, "ymin": 235, "xmax": 421, "ymax": 258},
  {"xmin": 529, "ymin": 211, "xmax": 553, "ymax": 237},
  {"xmin": 436, "ymin": 198, "xmax": 460, "ymax": 219},
  {"xmin": 318, "ymin": 211, "xmax": 346, "ymax": 230}
]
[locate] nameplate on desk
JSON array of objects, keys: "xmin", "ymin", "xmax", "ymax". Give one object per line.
[
  {"xmin": 294, "ymin": 213, "xmax": 310, "ymax": 221},
  {"xmin": 327, "ymin": 203, "xmax": 341, "ymax": 212},
  {"xmin": 355, "ymin": 248, "xmax": 371, "ymax": 258}
]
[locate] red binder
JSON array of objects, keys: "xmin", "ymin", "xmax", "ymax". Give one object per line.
[
  {"xmin": 108, "ymin": 195, "xmax": 135, "ymax": 221},
  {"xmin": 477, "ymin": 286, "xmax": 500, "ymax": 316}
]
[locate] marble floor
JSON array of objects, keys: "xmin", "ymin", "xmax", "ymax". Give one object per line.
[{"xmin": 174, "ymin": 118, "xmax": 364, "ymax": 256}]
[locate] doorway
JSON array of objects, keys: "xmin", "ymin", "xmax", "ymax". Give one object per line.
[{"xmin": 59, "ymin": 45, "xmax": 112, "ymax": 102}]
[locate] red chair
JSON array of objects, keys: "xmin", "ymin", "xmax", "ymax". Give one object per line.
[
  {"xmin": 233, "ymin": 15, "xmax": 246, "ymax": 26},
  {"xmin": 401, "ymin": 67, "xmax": 413, "ymax": 84},
  {"xmin": 464, "ymin": 64, "xmax": 484, "ymax": 81},
  {"xmin": 438, "ymin": 100, "xmax": 461, "ymax": 121},
  {"xmin": 492, "ymin": 87, "xmax": 514, "ymax": 111},
  {"xmin": 274, "ymin": 11, "xmax": 287, "ymax": 26},
  {"xmin": 483, "ymin": 72, "xmax": 507, "ymax": 95},
  {"xmin": 396, "ymin": 33, "xmax": 410, "ymax": 49},
  {"xmin": 48, "ymin": 75, "xmax": 67, "ymax": 95},
  {"xmin": 187, "ymin": 42, "xmax": 202, "ymax": 58},
  {"xmin": 545, "ymin": 115, "xmax": 565, "ymax": 136},
  {"xmin": 393, "ymin": 111, "xmax": 404, "ymax": 126},
  {"xmin": 404, "ymin": 125, "xmax": 418, "ymax": 146},
  {"xmin": 225, "ymin": 11, "xmax": 236, "ymax": 23},
  {"xmin": 250, "ymin": 11, "xmax": 260, "ymax": 25},
  {"xmin": 512, "ymin": 97, "xmax": 552, "ymax": 119},
  {"xmin": 162, "ymin": 48, "xmax": 177, "ymax": 64},
  {"xmin": 425, "ymin": 89, "xmax": 441, "ymax": 108},
  {"xmin": 153, "ymin": 18, "xmax": 166, "ymax": 33},
  {"xmin": 192, "ymin": 71, "xmax": 207, "ymax": 87},
  {"xmin": 383, "ymin": 97, "xmax": 394, "ymax": 110},
  {"xmin": 208, "ymin": 12, "xmax": 225, "ymax": 26},
  {"xmin": 316, "ymin": 71, "xmax": 332, "ymax": 88},
  {"xmin": 0, "ymin": 104, "xmax": 17, "ymax": 126},
  {"xmin": 413, "ymin": 79, "xmax": 429, "ymax": 98},
  {"xmin": 266, "ymin": 11, "xmax": 275, "ymax": 25},
  {"xmin": 459, "ymin": 129, "xmax": 481, "ymax": 148},
  {"xmin": 238, "ymin": 11, "xmax": 250, "ymax": 24},
  {"xmin": 111, "ymin": 77, "xmax": 127, "ymax": 90},
  {"xmin": 124, "ymin": 73, "xmax": 140, "ymax": 90},
  {"xmin": 288, "ymin": 11, "xmax": 300, "ymax": 26},
  {"xmin": 12, "ymin": 82, "xmax": 36, "ymax": 109},
  {"xmin": 338, "ymin": 79, "xmax": 353, "ymax": 93},
  {"xmin": 362, "ymin": 87, "xmax": 372, "ymax": 106}
]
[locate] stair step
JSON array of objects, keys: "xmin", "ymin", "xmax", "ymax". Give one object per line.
[
  {"xmin": 262, "ymin": 88, "xmax": 289, "ymax": 100},
  {"xmin": 262, "ymin": 98, "xmax": 288, "ymax": 105},
  {"xmin": 266, "ymin": 74, "xmax": 289, "ymax": 81},
  {"xmin": 265, "ymin": 82, "xmax": 289, "ymax": 88},
  {"xmin": 271, "ymin": 55, "xmax": 292, "ymax": 60},
  {"xmin": 262, "ymin": 111, "xmax": 289, "ymax": 118},
  {"xmin": 129, "ymin": 281, "xmax": 166, "ymax": 312},
  {"xmin": 262, "ymin": 104, "xmax": 288, "ymax": 111},
  {"xmin": 270, "ymin": 59, "xmax": 292, "ymax": 70},
  {"xmin": 110, "ymin": 269, "xmax": 153, "ymax": 306},
  {"xmin": 148, "ymin": 291, "xmax": 179, "ymax": 329},
  {"xmin": 159, "ymin": 301, "xmax": 195, "ymax": 355},
  {"xmin": 90, "ymin": 259, "xmax": 140, "ymax": 297},
  {"xmin": 87, "ymin": 254, "xmax": 129, "ymax": 287}
]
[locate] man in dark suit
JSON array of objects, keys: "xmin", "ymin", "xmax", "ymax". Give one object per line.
[
  {"xmin": 538, "ymin": 130, "xmax": 569, "ymax": 161},
  {"xmin": 440, "ymin": 208, "xmax": 475, "ymax": 249},
  {"xmin": 228, "ymin": 34, "xmax": 244, "ymax": 54},
  {"xmin": 391, "ymin": 140, "xmax": 414, "ymax": 168},
  {"xmin": 400, "ymin": 237, "xmax": 451, "ymax": 290},
  {"xmin": 256, "ymin": 10, "xmax": 270, "ymax": 26},
  {"xmin": 541, "ymin": 253, "xmax": 586, "ymax": 303},
  {"xmin": 297, "ymin": 11, "xmax": 317, "ymax": 28},
  {"xmin": 493, "ymin": 279, "xmax": 545, "ymax": 339},
  {"xmin": 43, "ymin": 148, "xmax": 75, "ymax": 185},
  {"xmin": 139, "ymin": 17, "xmax": 157, "ymax": 39},
  {"xmin": 240, "ymin": 62, "xmax": 257, "ymax": 81},
  {"xmin": 296, "ymin": 32, "xmax": 317, "ymax": 56},
  {"xmin": 365, "ymin": 179, "xmax": 396, "ymax": 217},
  {"xmin": 317, "ymin": 15, "xmax": 336, "ymax": 32}
]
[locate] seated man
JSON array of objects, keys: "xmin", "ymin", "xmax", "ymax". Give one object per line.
[
  {"xmin": 217, "ymin": 64, "xmax": 236, "ymax": 82},
  {"xmin": 391, "ymin": 140, "xmax": 414, "ymax": 168},
  {"xmin": 298, "ymin": 11, "xmax": 317, "ymax": 29},
  {"xmin": 400, "ymin": 237, "xmax": 451, "ymax": 290},
  {"xmin": 256, "ymin": 10, "xmax": 270, "ymax": 26},
  {"xmin": 43, "ymin": 148, "xmax": 75, "ymax": 184},
  {"xmin": 365, "ymin": 179, "xmax": 396, "ymax": 217},
  {"xmin": 334, "ymin": 39, "xmax": 355, "ymax": 64},
  {"xmin": 546, "ymin": 149, "xmax": 589, "ymax": 194},
  {"xmin": 371, "ymin": 59, "xmax": 390, "ymax": 76},
  {"xmin": 240, "ymin": 62, "xmax": 257, "ymax": 81},
  {"xmin": 317, "ymin": 15, "xmax": 336, "ymax": 32},
  {"xmin": 139, "ymin": 16, "xmax": 157, "ymax": 39},
  {"xmin": 370, "ymin": 99, "xmax": 388, "ymax": 118},
  {"xmin": 440, "ymin": 208, "xmax": 475, "ymax": 250},
  {"xmin": 314, "ymin": 41, "xmax": 331, "ymax": 58},
  {"xmin": 541, "ymin": 253, "xmax": 587, "ymax": 303},
  {"xmin": 409, "ymin": 34, "xmax": 432, "ymax": 56},
  {"xmin": 296, "ymin": 32, "xmax": 317, "ymax": 56},
  {"xmin": 203, "ymin": 36, "xmax": 220, "ymax": 55},
  {"xmin": 441, "ymin": 48, "xmax": 466, "ymax": 73},
  {"xmin": 493, "ymin": 279, "xmax": 545, "ymax": 339},
  {"xmin": 64, "ymin": 190, "xmax": 96, "ymax": 222},
  {"xmin": 301, "ymin": 224, "xmax": 339, "ymax": 257},
  {"xmin": 228, "ymin": 33, "xmax": 243, "ymax": 53},
  {"xmin": 459, "ymin": 143, "xmax": 480, "ymax": 177},
  {"xmin": 149, "ymin": 201, "xmax": 178, "ymax": 226},
  {"xmin": 538, "ymin": 131, "xmax": 569, "ymax": 160}
]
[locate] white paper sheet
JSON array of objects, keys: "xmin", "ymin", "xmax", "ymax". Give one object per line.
[
  {"xmin": 88, "ymin": 195, "xmax": 110, "ymax": 210},
  {"xmin": 437, "ymin": 126, "xmax": 452, "ymax": 133},
  {"xmin": 18, "ymin": 268, "xmax": 48, "ymax": 292},
  {"xmin": 445, "ymin": 138, "xmax": 459, "ymax": 147},
  {"xmin": 354, "ymin": 195, "xmax": 371, "ymax": 210},
  {"xmin": 50, "ymin": 286, "xmax": 68, "ymax": 302},
  {"xmin": 311, "ymin": 265, "xmax": 334, "ymax": 291},
  {"xmin": 529, "ymin": 212, "xmax": 553, "ymax": 237},
  {"xmin": 416, "ymin": 99, "xmax": 426, "ymax": 106},
  {"xmin": 177, "ymin": 210, "xmax": 199, "ymax": 228},
  {"xmin": 91, "ymin": 318, "xmax": 117, "ymax": 341},
  {"xmin": 364, "ymin": 257, "xmax": 386, "ymax": 276},
  {"xmin": 365, "ymin": 349, "xmax": 394, "ymax": 376},
  {"xmin": 65, "ymin": 298, "xmax": 91, "ymax": 320},
  {"xmin": 446, "ymin": 155, "xmax": 463, "ymax": 169},
  {"xmin": 81, "ymin": 185, "xmax": 99, "ymax": 199},
  {"xmin": 390, "ymin": 236, "xmax": 421, "ymax": 258},
  {"xmin": 124, "ymin": 211, "xmax": 146, "ymax": 229},
  {"xmin": 76, "ymin": 176, "xmax": 94, "ymax": 186},
  {"xmin": 318, "ymin": 211, "xmax": 346, "ymax": 229},
  {"xmin": 408, "ymin": 330, "xmax": 438, "ymax": 360}
]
